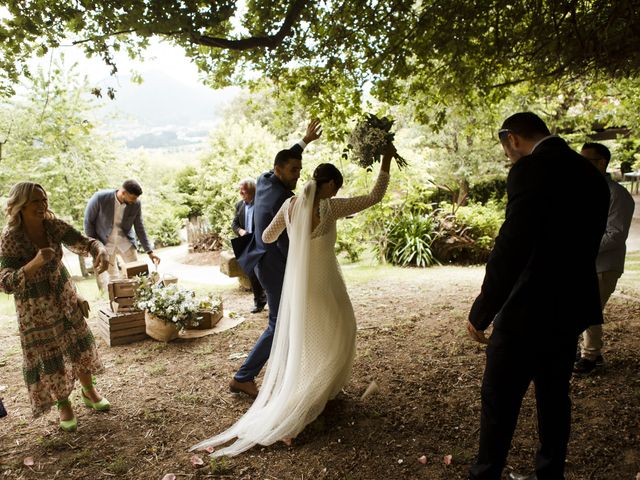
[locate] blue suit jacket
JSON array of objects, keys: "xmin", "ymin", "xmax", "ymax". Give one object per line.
[
  {"xmin": 83, "ymin": 189, "xmax": 153, "ymax": 252},
  {"xmin": 237, "ymin": 143, "xmax": 303, "ymax": 274}
]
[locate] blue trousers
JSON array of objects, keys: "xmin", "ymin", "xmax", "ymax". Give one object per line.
[{"xmin": 234, "ymin": 253, "xmax": 286, "ymax": 382}]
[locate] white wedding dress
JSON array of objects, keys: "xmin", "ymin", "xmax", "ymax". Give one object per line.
[{"xmin": 191, "ymin": 170, "xmax": 389, "ymax": 457}]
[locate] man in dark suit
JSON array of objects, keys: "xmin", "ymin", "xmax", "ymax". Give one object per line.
[
  {"xmin": 466, "ymin": 113, "xmax": 610, "ymax": 480},
  {"xmin": 230, "ymin": 120, "xmax": 322, "ymax": 398},
  {"xmin": 232, "ymin": 178, "xmax": 267, "ymax": 313}
]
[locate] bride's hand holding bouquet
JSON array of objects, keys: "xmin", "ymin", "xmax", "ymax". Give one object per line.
[{"xmin": 345, "ymin": 113, "xmax": 406, "ymax": 171}]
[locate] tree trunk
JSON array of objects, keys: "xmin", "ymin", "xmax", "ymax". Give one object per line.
[
  {"xmin": 78, "ymin": 254, "xmax": 89, "ymax": 277},
  {"xmin": 457, "ymin": 178, "xmax": 469, "ymax": 206}
]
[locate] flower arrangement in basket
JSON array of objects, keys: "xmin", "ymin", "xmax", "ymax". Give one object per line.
[
  {"xmin": 134, "ymin": 276, "xmax": 201, "ymax": 334},
  {"xmin": 134, "ymin": 276, "xmax": 224, "ymax": 340},
  {"xmin": 343, "ymin": 113, "xmax": 408, "ymax": 170},
  {"xmin": 195, "ymin": 294, "xmax": 224, "ymax": 330}
]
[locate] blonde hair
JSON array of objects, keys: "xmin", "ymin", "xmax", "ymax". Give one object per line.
[{"xmin": 4, "ymin": 182, "xmax": 54, "ymax": 228}]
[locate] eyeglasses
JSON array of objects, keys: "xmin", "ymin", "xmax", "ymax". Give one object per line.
[{"xmin": 497, "ymin": 128, "xmax": 511, "ymax": 141}]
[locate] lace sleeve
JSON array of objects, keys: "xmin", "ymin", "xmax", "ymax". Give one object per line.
[
  {"xmin": 327, "ymin": 170, "xmax": 390, "ymax": 220},
  {"xmin": 262, "ymin": 199, "xmax": 289, "ymax": 244}
]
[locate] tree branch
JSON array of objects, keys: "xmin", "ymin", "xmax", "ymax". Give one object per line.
[
  {"xmin": 70, "ymin": 29, "xmax": 138, "ymax": 46},
  {"xmin": 192, "ymin": 0, "xmax": 307, "ymax": 50},
  {"xmin": 488, "ymin": 66, "xmax": 566, "ymax": 89}
]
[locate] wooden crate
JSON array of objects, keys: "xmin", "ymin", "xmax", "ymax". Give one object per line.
[
  {"xmin": 161, "ymin": 274, "xmax": 178, "ymax": 287},
  {"xmin": 110, "ymin": 299, "xmax": 138, "ymax": 313},
  {"xmin": 121, "ymin": 261, "xmax": 149, "ymax": 278},
  {"xmin": 96, "ymin": 308, "xmax": 147, "ymax": 346},
  {"xmin": 107, "ymin": 279, "xmax": 138, "ymax": 300},
  {"xmin": 187, "ymin": 308, "xmax": 223, "ymax": 330}
]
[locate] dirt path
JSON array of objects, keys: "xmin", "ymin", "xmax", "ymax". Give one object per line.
[
  {"xmin": 61, "ymin": 244, "xmax": 237, "ymax": 287},
  {"xmin": 1, "ymin": 265, "xmax": 638, "ymax": 480},
  {"xmin": 153, "ymin": 244, "xmax": 235, "ymax": 287}
]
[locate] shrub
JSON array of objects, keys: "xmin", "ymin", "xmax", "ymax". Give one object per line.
[
  {"xmin": 150, "ymin": 216, "xmax": 182, "ymax": 248},
  {"xmin": 336, "ymin": 220, "xmax": 364, "ymax": 263},
  {"xmin": 467, "ymin": 177, "xmax": 508, "ymax": 204},
  {"xmin": 454, "ymin": 200, "xmax": 504, "ymax": 250},
  {"xmin": 431, "ymin": 200, "xmax": 504, "ymax": 264},
  {"xmin": 383, "ymin": 211, "xmax": 439, "ymax": 267}
]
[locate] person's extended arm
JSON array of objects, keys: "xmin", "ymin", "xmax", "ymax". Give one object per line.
[
  {"xmin": 54, "ymin": 219, "xmax": 109, "ymax": 274},
  {"xmin": 468, "ymin": 159, "xmax": 538, "ymax": 333},
  {"xmin": 262, "ymin": 200, "xmax": 288, "ymax": 244},
  {"xmin": 291, "ymin": 119, "xmax": 323, "ymax": 154},
  {"xmin": 327, "ymin": 144, "xmax": 394, "ymax": 219},
  {"xmin": 132, "ymin": 205, "xmax": 160, "ymax": 264},
  {"xmin": 0, "ymin": 231, "xmax": 55, "ymax": 292}
]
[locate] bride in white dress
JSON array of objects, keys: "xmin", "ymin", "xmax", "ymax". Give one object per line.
[{"xmin": 190, "ymin": 145, "xmax": 395, "ymax": 457}]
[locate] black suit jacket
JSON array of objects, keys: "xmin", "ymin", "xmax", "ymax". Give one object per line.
[
  {"xmin": 237, "ymin": 143, "xmax": 304, "ymax": 274},
  {"xmin": 232, "ymin": 200, "xmax": 250, "ymax": 235},
  {"xmin": 469, "ymin": 137, "xmax": 610, "ymax": 337}
]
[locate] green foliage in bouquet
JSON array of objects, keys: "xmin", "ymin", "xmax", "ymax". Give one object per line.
[{"xmin": 344, "ymin": 113, "xmax": 408, "ymax": 170}]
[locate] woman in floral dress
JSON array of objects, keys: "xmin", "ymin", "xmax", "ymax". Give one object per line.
[{"xmin": 0, "ymin": 182, "xmax": 111, "ymax": 431}]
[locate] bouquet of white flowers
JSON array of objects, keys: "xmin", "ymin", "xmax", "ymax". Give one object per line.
[
  {"xmin": 134, "ymin": 277, "xmax": 202, "ymax": 331},
  {"xmin": 344, "ymin": 113, "xmax": 408, "ymax": 170}
]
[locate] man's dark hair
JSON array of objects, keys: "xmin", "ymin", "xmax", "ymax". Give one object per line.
[
  {"xmin": 501, "ymin": 112, "xmax": 551, "ymax": 140},
  {"xmin": 313, "ymin": 163, "xmax": 343, "ymax": 190},
  {"xmin": 122, "ymin": 179, "xmax": 143, "ymax": 196},
  {"xmin": 582, "ymin": 142, "xmax": 611, "ymax": 165},
  {"xmin": 273, "ymin": 149, "xmax": 302, "ymax": 168}
]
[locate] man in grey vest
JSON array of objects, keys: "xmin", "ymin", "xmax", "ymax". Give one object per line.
[{"xmin": 574, "ymin": 143, "xmax": 635, "ymax": 374}]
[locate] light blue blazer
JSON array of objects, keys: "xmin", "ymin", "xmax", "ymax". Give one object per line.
[{"xmin": 83, "ymin": 189, "xmax": 153, "ymax": 253}]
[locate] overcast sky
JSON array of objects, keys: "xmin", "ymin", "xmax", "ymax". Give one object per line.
[{"xmin": 47, "ymin": 38, "xmax": 205, "ymax": 90}]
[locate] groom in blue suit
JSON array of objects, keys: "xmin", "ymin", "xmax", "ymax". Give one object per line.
[{"xmin": 230, "ymin": 120, "xmax": 322, "ymax": 398}]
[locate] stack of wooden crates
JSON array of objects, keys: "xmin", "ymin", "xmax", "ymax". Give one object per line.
[{"xmin": 96, "ymin": 261, "xmax": 149, "ymax": 347}]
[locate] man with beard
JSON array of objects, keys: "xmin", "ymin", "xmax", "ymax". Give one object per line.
[
  {"xmin": 84, "ymin": 179, "xmax": 160, "ymax": 290},
  {"xmin": 230, "ymin": 120, "xmax": 322, "ymax": 398}
]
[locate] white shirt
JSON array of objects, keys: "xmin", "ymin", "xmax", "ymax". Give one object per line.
[
  {"xmin": 530, "ymin": 135, "xmax": 557, "ymax": 154},
  {"xmin": 105, "ymin": 193, "xmax": 132, "ymax": 254}
]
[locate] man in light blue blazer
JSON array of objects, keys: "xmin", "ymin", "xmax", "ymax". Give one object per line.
[{"xmin": 84, "ymin": 179, "xmax": 160, "ymax": 290}]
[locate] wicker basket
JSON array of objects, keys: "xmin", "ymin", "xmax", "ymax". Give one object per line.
[{"xmin": 145, "ymin": 311, "xmax": 179, "ymax": 342}]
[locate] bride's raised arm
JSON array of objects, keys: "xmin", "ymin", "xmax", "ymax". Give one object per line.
[
  {"xmin": 262, "ymin": 199, "xmax": 289, "ymax": 244},
  {"xmin": 328, "ymin": 144, "xmax": 395, "ymax": 219}
]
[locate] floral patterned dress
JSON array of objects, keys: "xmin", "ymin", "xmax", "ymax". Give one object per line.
[{"xmin": 0, "ymin": 218, "xmax": 106, "ymax": 417}]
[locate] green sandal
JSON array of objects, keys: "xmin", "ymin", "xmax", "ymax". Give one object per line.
[
  {"xmin": 55, "ymin": 399, "xmax": 77, "ymax": 432},
  {"xmin": 81, "ymin": 376, "xmax": 110, "ymax": 411}
]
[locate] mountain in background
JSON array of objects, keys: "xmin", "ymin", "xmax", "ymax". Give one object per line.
[{"xmin": 96, "ymin": 70, "xmax": 239, "ymax": 148}]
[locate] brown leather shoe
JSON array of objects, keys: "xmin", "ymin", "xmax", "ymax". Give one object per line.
[{"xmin": 229, "ymin": 378, "xmax": 258, "ymax": 398}]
